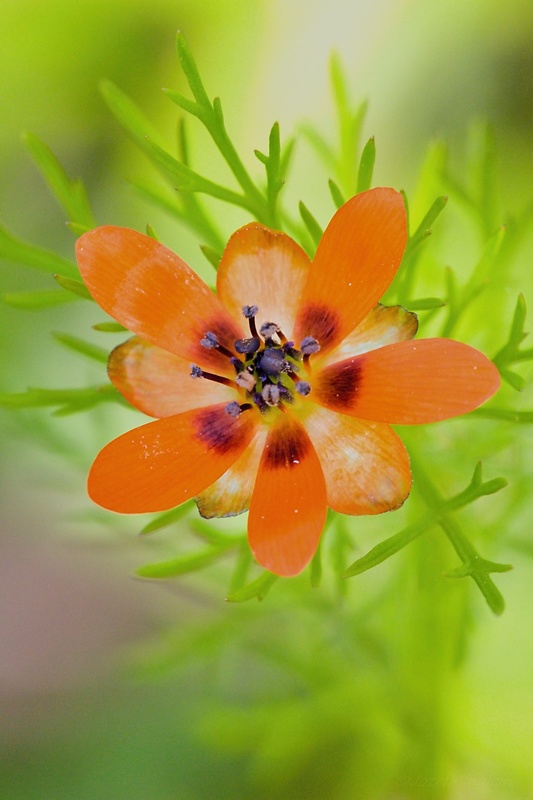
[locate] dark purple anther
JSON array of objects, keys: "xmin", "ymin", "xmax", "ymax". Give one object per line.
[
  {"xmin": 235, "ymin": 337, "xmax": 261, "ymax": 355},
  {"xmin": 300, "ymin": 336, "xmax": 321, "ymax": 355},
  {"xmin": 295, "ymin": 380, "xmax": 311, "ymax": 396},
  {"xmin": 200, "ymin": 331, "xmax": 219, "ymax": 350}
]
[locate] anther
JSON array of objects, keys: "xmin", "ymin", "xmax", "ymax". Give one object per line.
[
  {"xmin": 225, "ymin": 401, "xmax": 242, "ymax": 417},
  {"xmin": 235, "ymin": 370, "xmax": 257, "ymax": 391},
  {"xmin": 242, "ymin": 305, "xmax": 259, "ymax": 338},
  {"xmin": 242, "ymin": 305, "xmax": 258, "ymax": 319},
  {"xmin": 295, "ymin": 380, "xmax": 311, "ymax": 396},
  {"xmin": 225, "ymin": 401, "xmax": 254, "ymax": 417},
  {"xmin": 300, "ymin": 336, "xmax": 321, "ymax": 355},
  {"xmin": 235, "ymin": 337, "xmax": 261, "ymax": 355},
  {"xmin": 260, "ymin": 321, "xmax": 280, "ymax": 340},
  {"xmin": 200, "ymin": 331, "xmax": 234, "ymax": 359},
  {"xmin": 190, "ymin": 364, "xmax": 234, "ymax": 387},
  {"xmin": 262, "ymin": 384, "xmax": 281, "ymax": 407},
  {"xmin": 200, "ymin": 331, "xmax": 219, "ymax": 349}
]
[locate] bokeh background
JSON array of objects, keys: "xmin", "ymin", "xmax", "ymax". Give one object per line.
[{"xmin": 1, "ymin": 1, "xmax": 533, "ymax": 798}]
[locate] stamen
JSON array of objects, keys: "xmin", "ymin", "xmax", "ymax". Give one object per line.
[
  {"xmin": 200, "ymin": 331, "xmax": 219, "ymax": 350},
  {"xmin": 262, "ymin": 384, "xmax": 281, "ymax": 407},
  {"xmin": 190, "ymin": 364, "xmax": 234, "ymax": 387},
  {"xmin": 235, "ymin": 337, "xmax": 261, "ymax": 355},
  {"xmin": 225, "ymin": 401, "xmax": 254, "ymax": 417},
  {"xmin": 235, "ymin": 370, "xmax": 257, "ymax": 391},
  {"xmin": 295, "ymin": 380, "xmax": 311, "ymax": 396},
  {"xmin": 242, "ymin": 305, "xmax": 259, "ymax": 339},
  {"xmin": 260, "ymin": 321, "xmax": 280, "ymax": 340},
  {"xmin": 300, "ymin": 336, "xmax": 321, "ymax": 355},
  {"xmin": 200, "ymin": 331, "xmax": 235, "ymax": 359}
]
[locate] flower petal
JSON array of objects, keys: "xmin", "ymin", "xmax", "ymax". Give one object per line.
[
  {"xmin": 314, "ymin": 338, "xmax": 500, "ymax": 424},
  {"xmin": 88, "ymin": 404, "xmax": 256, "ymax": 513},
  {"xmin": 108, "ymin": 336, "xmax": 235, "ymax": 418},
  {"xmin": 76, "ymin": 226, "xmax": 244, "ymax": 373},
  {"xmin": 320, "ymin": 303, "xmax": 418, "ymax": 367},
  {"xmin": 248, "ymin": 413, "xmax": 327, "ymax": 577},
  {"xmin": 303, "ymin": 404, "xmax": 411, "ymax": 515},
  {"xmin": 195, "ymin": 426, "xmax": 268, "ymax": 518},
  {"xmin": 293, "ymin": 188, "xmax": 407, "ymax": 353},
  {"xmin": 217, "ymin": 223, "xmax": 311, "ymax": 337}
]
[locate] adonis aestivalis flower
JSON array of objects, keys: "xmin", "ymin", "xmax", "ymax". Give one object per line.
[{"xmin": 76, "ymin": 188, "xmax": 500, "ymax": 576}]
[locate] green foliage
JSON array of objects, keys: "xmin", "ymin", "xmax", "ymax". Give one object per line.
[
  {"xmin": 0, "ymin": 384, "xmax": 123, "ymax": 415},
  {"xmin": 345, "ymin": 462, "xmax": 510, "ymax": 614},
  {"xmin": 0, "ymin": 223, "xmax": 78, "ymax": 278},
  {"xmin": 492, "ymin": 293, "xmax": 533, "ymax": 390},
  {"xmin": 22, "ymin": 132, "xmax": 96, "ymax": 230}
]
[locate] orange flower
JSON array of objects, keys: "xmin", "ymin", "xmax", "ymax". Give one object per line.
[{"xmin": 76, "ymin": 188, "xmax": 500, "ymax": 577}]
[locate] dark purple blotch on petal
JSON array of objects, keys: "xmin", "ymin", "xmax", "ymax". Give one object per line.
[
  {"xmin": 194, "ymin": 407, "xmax": 250, "ymax": 455},
  {"xmin": 298, "ymin": 303, "xmax": 341, "ymax": 349},
  {"xmin": 264, "ymin": 424, "xmax": 310, "ymax": 470},
  {"xmin": 318, "ymin": 359, "xmax": 363, "ymax": 409}
]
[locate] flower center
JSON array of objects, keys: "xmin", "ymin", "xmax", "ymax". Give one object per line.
[{"xmin": 191, "ymin": 305, "xmax": 320, "ymax": 416}]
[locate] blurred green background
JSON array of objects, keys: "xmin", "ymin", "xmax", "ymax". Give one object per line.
[{"xmin": 1, "ymin": 1, "xmax": 533, "ymax": 798}]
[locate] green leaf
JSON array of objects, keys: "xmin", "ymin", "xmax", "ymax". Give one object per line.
[
  {"xmin": 100, "ymin": 79, "xmax": 168, "ymax": 150},
  {"xmin": 23, "ymin": 132, "xmax": 95, "ymax": 229},
  {"xmin": 405, "ymin": 297, "xmax": 446, "ymax": 311},
  {"xmin": 493, "ymin": 295, "xmax": 532, "ymax": 390},
  {"xmin": 471, "ymin": 407, "xmax": 533, "ymax": 423},
  {"xmin": 298, "ymin": 201, "xmax": 323, "ymax": 248},
  {"xmin": 328, "ymin": 178, "xmax": 345, "ymax": 209},
  {"xmin": 163, "ymin": 88, "xmax": 204, "ymax": 120},
  {"xmin": 227, "ymin": 546, "xmax": 254, "ymax": 596},
  {"xmin": 66, "ymin": 222, "xmax": 92, "ymax": 237},
  {"xmin": 53, "ymin": 273, "xmax": 93, "ymax": 300},
  {"xmin": 141, "ymin": 136, "xmax": 254, "ymax": 211},
  {"xmin": 438, "ymin": 516, "xmax": 511, "ymax": 616},
  {"xmin": 140, "ymin": 501, "xmax": 195, "ymax": 534},
  {"xmin": 0, "ymin": 224, "xmax": 78, "ymax": 278},
  {"xmin": 176, "ymin": 32, "xmax": 212, "ymax": 109},
  {"xmin": 92, "ymin": 321, "xmax": 128, "ymax": 333},
  {"xmin": 226, "ymin": 571, "xmax": 279, "ymax": 602},
  {"xmin": 189, "ymin": 520, "xmax": 244, "ymax": 547},
  {"xmin": 356, "ymin": 136, "xmax": 375, "ymax": 193},
  {"xmin": 404, "ymin": 195, "xmax": 448, "ymax": 259},
  {"xmin": 53, "ymin": 332, "xmax": 109, "ymax": 364},
  {"xmin": 200, "ymin": 244, "xmax": 221, "ymax": 270},
  {"xmin": 310, "ymin": 539, "xmax": 322, "ymax": 589},
  {"xmin": 343, "ymin": 514, "xmax": 434, "ymax": 577},
  {"xmin": 136, "ymin": 545, "xmax": 232, "ymax": 579},
  {"xmin": 0, "ymin": 384, "xmax": 121, "ymax": 414},
  {"xmin": 1, "ymin": 289, "xmax": 83, "ymax": 309}
]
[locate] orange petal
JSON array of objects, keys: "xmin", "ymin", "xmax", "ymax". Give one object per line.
[
  {"xmin": 217, "ymin": 223, "xmax": 311, "ymax": 337},
  {"xmin": 88, "ymin": 404, "xmax": 256, "ymax": 513},
  {"xmin": 293, "ymin": 188, "xmax": 407, "ymax": 353},
  {"xmin": 76, "ymin": 226, "xmax": 244, "ymax": 374},
  {"xmin": 195, "ymin": 426, "xmax": 268, "ymax": 518},
  {"xmin": 320, "ymin": 303, "xmax": 418, "ymax": 367},
  {"xmin": 108, "ymin": 337, "xmax": 235, "ymax": 418},
  {"xmin": 303, "ymin": 404, "xmax": 411, "ymax": 515},
  {"xmin": 314, "ymin": 338, "xmax": 500, "ymax": 424},
  {"xmin": 248, "ymin": 413, "xmax": 327, "ymax": 577}
]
